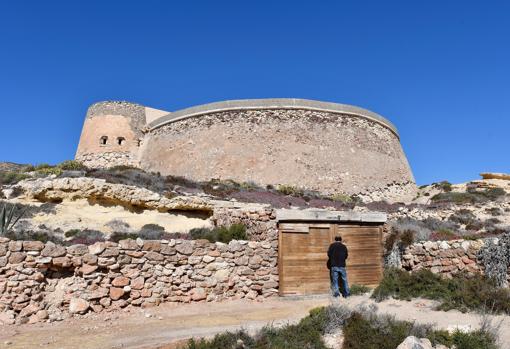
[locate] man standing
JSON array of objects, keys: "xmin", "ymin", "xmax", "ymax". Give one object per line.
[{"xmin": 327, "ymin": 236, "xmax": 350, "ymax": 298}]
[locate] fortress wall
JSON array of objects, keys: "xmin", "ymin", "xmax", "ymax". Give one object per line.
[
  {"xmin": 76, "ymin": 102, "xmax": 146, "ymax": 168},
  {"xmin": 140, "ymin": 109, "xmax": 417, "ymax": 202}
]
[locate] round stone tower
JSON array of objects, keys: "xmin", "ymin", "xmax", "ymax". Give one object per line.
[{"xmin": 75, "ymin": 101, "xmax": 148, "ymax": 168}]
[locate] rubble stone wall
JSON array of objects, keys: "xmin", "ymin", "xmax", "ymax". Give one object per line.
[
  {"xmin": 401, "ymin": 240, "xmax": 485, "ymax": 277},
  {"xmin": 76, "ymin": 151, "xmax": 139, "ymax": 169},
  {"xmin": 0, "ymin": 237, "xmax": 278, "ymax": 325},
  {"xmin": 212, "ymin": 207, "xmax": 278, "ymax": 242}
]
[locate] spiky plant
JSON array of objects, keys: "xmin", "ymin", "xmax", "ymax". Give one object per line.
[{"xmin": 0, "ymin": 203, "xmax": 24, "ymax": 236}]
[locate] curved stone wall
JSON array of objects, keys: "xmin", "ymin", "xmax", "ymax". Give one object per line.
[{"xmin": 140, "ymin": 107, "xmax": 416, "ymax": 202}]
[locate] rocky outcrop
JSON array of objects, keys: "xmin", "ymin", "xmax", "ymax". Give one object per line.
[
  {"xmin": 15, "ymin": 177, "xmax": 211, "ymax": 212},
  {"xmin": 480, "ymin": 172, "xmax": 510, "ymax": 181},
  {"xmin": 0, "ymin": 236, "xmax": 278, "ymax": 324}
]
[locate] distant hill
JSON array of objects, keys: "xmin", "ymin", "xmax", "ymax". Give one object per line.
[{"xmin": 0, "ymin": 162, "xmax": 28, "ymax": 172}]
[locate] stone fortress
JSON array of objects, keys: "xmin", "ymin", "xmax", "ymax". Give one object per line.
[{"xmin": 76, "ymin": 99, "xmax": 417, "ymax": 202}]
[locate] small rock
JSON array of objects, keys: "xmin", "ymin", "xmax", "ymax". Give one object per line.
[{"xmin": 69, "ymin": 298, "xmax": 90, "ymax": 314}]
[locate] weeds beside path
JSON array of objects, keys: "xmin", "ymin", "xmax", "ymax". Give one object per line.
[{"xmin": 0, "ymin": 295, "xmax": 508, "ymax": 349}]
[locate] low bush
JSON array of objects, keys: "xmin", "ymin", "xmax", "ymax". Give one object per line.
[
  {"xmin": 58, "ymin": 160, "xmax": 88, "ymax": 171},
  {"xmin": 0, "ymin": 171, "xmax": 30, "ymax": 185},
  {"xmin": 343, "ymin": 310, "xmax": 497, "ymax": 349},
  {"xmin": 66, "ymin": 229, "xmax": 106, "ymax": 245},
  {"xmin": 432, "ymin": 188, "xmax": 506, "ymax": 205},
  {"xmin": 372, "ymin": 268, "xmax": 510, "ymax": 315},
  {"xmin": 275, "ymin": 184, "xmax": 304, "ymax": 197},
  {"xmin": 449, "ymin": 209, "xmax": 477, "ymax": 225},
  {"xmin": 189, "ymin": 224, "xmax": 247, "ymax": 243},
  {"xmin": 486, "ymin": 207, "xmax": 503, "ymax": 216},
  {"xmin": 109, "ymin": 231, "xmax": 138, "ymax": 242},
  {"xmin": 349, "ymin": 284, "xmax": 371, "ymax": 295},
  {"xmin": 432, "ymin": 181, "xmax": 453, "ymax": 192},
  {"xmin": 182, "ymin": 305, "xmax": 498, "ymax": 349}
]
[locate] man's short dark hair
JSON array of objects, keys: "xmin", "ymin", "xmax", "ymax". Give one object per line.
[{"xmin": 335, "ymin": 236, "xmax": 342, "ymax": 242}]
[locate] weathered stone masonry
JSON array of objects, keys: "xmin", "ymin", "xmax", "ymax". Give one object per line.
[
  {"xmin": 401, "ymin": 240, "xmax": 484, "ymax": 277},
  {"xmin": 76, "ymin": 99, "xmax": 418, "ymax": 202},
  {"xmin": 0, "ymin": 237, "xmax": 278, "ymax": 325}
]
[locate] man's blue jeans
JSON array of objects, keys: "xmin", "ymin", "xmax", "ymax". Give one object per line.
[{"xmin": 331, "ymin": 266, "xmax": 350, "ymax": 297}]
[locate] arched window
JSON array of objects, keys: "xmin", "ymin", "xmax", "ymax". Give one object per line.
[
  {"xmin": 117, "ymin": 137, "xmax": 126, "ymax": 146},
  {"xmin": 100, "ymin": 136, "xmax": 108, "ymax": 145}
]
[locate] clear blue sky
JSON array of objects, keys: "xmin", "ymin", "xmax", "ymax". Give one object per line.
[{"xmin": 0, "ymin": 1, "xmax": 509, "ymax": 185}]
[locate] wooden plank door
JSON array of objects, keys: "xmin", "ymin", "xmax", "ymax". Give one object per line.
[
  {"xmin": 279, "ymin": 223, "xmax": 334, "ymax": 295},
  {"xmin": 338, "ymin": 225, "xmax": 383, "ymax": 287}
]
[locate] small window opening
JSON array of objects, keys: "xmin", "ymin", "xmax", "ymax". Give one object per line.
[
  {"xmin": 117, "ymin": 137, "xmax": 126, "ymax": 146},
  {"xmin": 100, "ymin": 136, "xmax": 108, "ymax": 145}
]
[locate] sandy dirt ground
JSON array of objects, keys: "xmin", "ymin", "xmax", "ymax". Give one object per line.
[{"xmin": 0, "ymin": 295, "xmax": 509, "ymax": 349}]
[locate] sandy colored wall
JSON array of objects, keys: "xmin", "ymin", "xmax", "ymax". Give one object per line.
[
  {"xmin": 75, "ymin": 101, "xmax": 147, "ymax": 168},
  {"xmin": 140, "ymin": 109, "xmax": 416, "ymax": 202}
]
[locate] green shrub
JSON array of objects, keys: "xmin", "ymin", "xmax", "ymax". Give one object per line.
[
  {"xmin": 189, "ymin": 224, "xmax": 247, "ymax": 243},
  {"xmin": 349, "ymin": 284, "xmax": 371, "ymax": 295},
  {"xmin": 58, "ymin": 160, "xmax": 88, "ymax": 171},
  {"xmin": 329, "ymin": 193, "xmax": 355, "ymax": 203},
  {"xmin": 183, "ymin": 307, "xmax": 329, "ymax": 349},
  {"xmin": 342, "ymin": 310, "xmax": 497, "ymax": 349},
  {"xmin": 0, "ymin": 171, "xmax": 30, "ymax": 185},
  {"xmin": 275, "ymin": 184, "xmax": 304, "ymax": 197},
  {"xmin": 185, "ymin": 330, "xmax": 255, "ymax": 349},
  {"xmin": 182, "ymin": 304, "xmax": 498, "ymax": 349},
  {"xmin": 35, "ymin": 164, "xmax": 62, "ymax": 176},
  {"xmin": 109, "ymin": 231, "xmax": 138, "ymax": 242},
  {"xmin": 432, "ymin": 181, "xmax": 453, "ymax": 192},
  {"xmin": 432, "ymin": 188, "xmax": 506, "ymax": 204},
  {"xmin": 372, "ymin": 268, "xmax": 510, "ymax": 315}
]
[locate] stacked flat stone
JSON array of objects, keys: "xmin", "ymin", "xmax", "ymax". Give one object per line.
[
  {"xmin": 0, "ymin": 237, "xmax": 278, "ymax": 324},
  {"xmin": 402, "ymin": 240, "xmax": 484, "ymax": 277}
]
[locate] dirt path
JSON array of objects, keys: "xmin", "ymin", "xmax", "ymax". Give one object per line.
[{"xmin": 0, "ymin": 295, "xmax": 508, "ymax": 349}]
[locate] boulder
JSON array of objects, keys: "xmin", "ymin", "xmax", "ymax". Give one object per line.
[
  {"xmin": 109, "ymin": 287, "xmax": 125, "ymax": 300},
  {"xmin": 88, "ymin": 242, "xmax": 106, "ymax": 255},
  {"xmin": 67, "ymin": 244, "xmax": 88, "ymax": 256},
  {"xmin": 8, "ymin": 252, "xmax": 26, "ymax": 264},
  {"xmin": 142, "ymin": 240, "xmax": 162, "ymax": 252},
  {"xmin": 112, "ymin": 276, "xmax": 130, "ymax": 287},
  {"xmin": 41, "ymin": 242, "xmax": 66, "ymax": 257},
  {"xmin": 69, "ymin": 298, "xmax": 90, "ymax": 314},
  {"xmin": 23, "ymin": 241, "xmax": 45, "ymax": 251},
  {"xmin": 190, "ymin": 288, "xmax": 207, "ymax": 301},
  {"xmin": 175, "ymin": 242, "xmax": 194, "ymax": 255},
  {"xmin": 119, "ymin": 239, "xmax": 139, "ymax": 250},
  {"xmin": 396, "ymin": 337, "xmax": 433, "ymax": 349},
  {"xmin": 131, "ymin": 277, "xmax": 145, "ymax": 290},
  {"xmin": 52, "ymin": 257, "xmax": 72, "ymax": 268}
]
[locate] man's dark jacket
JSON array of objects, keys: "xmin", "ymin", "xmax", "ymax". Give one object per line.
[{"xmin": 327, "ymin": 242, "xmax": 348, "ymax": 268}]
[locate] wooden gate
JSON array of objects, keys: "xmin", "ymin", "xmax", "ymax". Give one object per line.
[{"xmin": 278, "ymin": 222, "xmax": 383, "ymax": 296}]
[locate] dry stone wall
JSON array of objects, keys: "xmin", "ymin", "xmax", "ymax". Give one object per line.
[
  {"xmin": 401, "ymin": 240, "xmax": 485, "ymax": 277},
  {"xmin": 0, "ymin": 237, "xmax": 278, "ymax": 325},
  {"xmin": 212, "ymin": 207, "xmax": 277, "ymax": 242}
]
